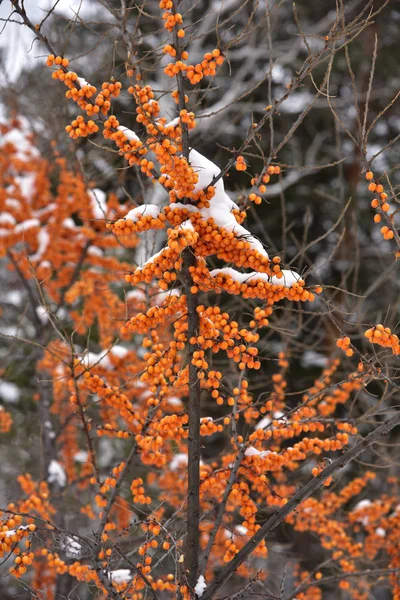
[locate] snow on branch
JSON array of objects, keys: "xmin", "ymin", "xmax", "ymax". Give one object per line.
[
  {"xmin": 210, "ymin": 267, "xmax": 302, "ymax": 288},
  {"xmin": 123, "ymin": 205, "xmax": 162, "ymax": 222},
  {"xmin": 117, "ymin": 125, "xmax": 140, "ymax": 143},
  {"xmin": 189, "ymin": 149, "xmax": 269, "ymax": 260}
]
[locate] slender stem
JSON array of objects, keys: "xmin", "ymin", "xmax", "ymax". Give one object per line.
[
  {"xmin": 171, "ymin": 5, "xmax": 201, "ymax": 593},
  {"xmin": 199, "ymin": 447, "xmax": 245, "ymax": 575},
  {"xmin": 183, "ymin": 248, "xmax": 201, "ymax": 593},
  {"xmin": 114, "ymin": 545, "xmax": 159, "ymax": 600}
]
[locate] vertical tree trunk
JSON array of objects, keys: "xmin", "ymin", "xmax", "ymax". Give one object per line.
[
  {"xmin": 183, "ymin": 249, "xmax": 201, "ymax": 594},
  {"xmin": 171, "ymin": 5, "xmax": 201, "ymax": 592}
]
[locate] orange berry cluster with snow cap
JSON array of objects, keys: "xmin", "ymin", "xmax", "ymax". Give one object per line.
[{"xmin": 107, "ymin": 209, "xmax": 166, "ymax": 236}]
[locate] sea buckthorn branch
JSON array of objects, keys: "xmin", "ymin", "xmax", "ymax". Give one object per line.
[
  {"xmin": 286, "ymin": 567, "xmax": 400, "ymax": 600},
  {"xmin": 71, "ymin": 369, "xmax": 101, "ymax": 485},
  {"xmin": 96, "ymin": 400, "xmax": 158, "ymax": 540},
  {"xmin": 199, "ymin": 446, "xmax": 246, "ymax": 577},
  {"xmin": 114, "ymin": 544, "xmax": 159, "ymax": 600},
  {"xmin": 200, "ymin": 405, "xmax": 400, "ymax": 600},
  {"xmin": 365, "ymin": 170, "xmax": 400, "ymax": 249}
]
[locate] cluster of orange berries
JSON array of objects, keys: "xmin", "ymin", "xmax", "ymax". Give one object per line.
[
  {"xmin": 82, "ymin": 80, "xmax": 122, "ymax": 116},
  {"xmin": 46, "ymin": 54, "xmax": 69, "ymax": 69},
  {"xmin": 336, "ymin": 336, "xmax": 354, "ymax": 357},
  {"xmin": 179, "ymin": 108, "xmax": 196, "ymax": 127},
  {"xmin": 229, "ymin": 483, "xmax": 265, "ymax": 535},
  {"xmin": 192, "ymin": 349, "xmax": 208, "ymax": 370},
  {"xmin": 163, "ymin": 44, "xmax": 187, "ymax": 59},
  {"xmin": 0, "ymin": 407, "xmax": 12, "ymax": 432},
  {"xmin": 249, "ymin": 306, "xmax": 273, "ymax": 328},
  {"xmin": 123, "ymin": 294, "xmax": 186, "ymax": 335},
  {"xmin": 222, "ymin": 381, "xmax": 252, "ymax": 412},
  {"xmin": 107, "ymin": 211, "xmax": 166, "ymax": 236},
  {"xmin": 193, "ymin": 305, "xmax": 261, "ymax": 372},
  {"xmin": 190, "ymin": 185, "xmax": 216, "ymax": 209},
  {"xmin": 235, "ymin": 155, "xmax": 247, "ymax": 171},
  {"xmin": 162, "ymin": 10, "xmax": 182, "ymax": 32},
  {"xmin": 47, "ymin": 57, "xmax": 102, "ymax": 117},
  {"xmin": 80, "ymin": 371, "xmax": 139, "ymax": 428},
  {"xmin": 128, "ymin": 84, "xmax": 161, "ymax": 127},
  {"xmin": 364, "ymin": 324, "xmax": 400, "ymax": 355},
  {"xmin": 99, "ymin": 461, "xmax": 125, "ymax": 495},
  {"xmin": 311, "ymin": 462, "xmax": 333, "ymax": 487},
  {"xmin": 0, "ymin": 519, "xmax": 36, "ymax": 561},
  {"xmin": 200, "ymin": 417, "xmax": 224, "ymax": 436},
  {"xmin": 12, "ymin": 550, "xmax": 35, "ymax": 577},
  {"xmin": 164, "ymin": 60, "xmax": 188, "ymax": 77},
  {"xmin": 152, "ymin": 142, "xmax": 199, "ymax": 197},
  {"xmin": 167, "ymin": 225, "xmax": 198, "ymax": 251},
  {"xmin": 126, "ymin": 247, "xmax": 181, "ymax": 290},
  {"xmin": 316, "ymin": 373, "xmax": 365, "ymax": 418},
  {"xmin": 151, "ymin": 414, "xmax": 189, "ymax": 443},
  {"xmin": 199, "ymin": 369, "xmax": 223, "ymax": 403},
  {"xmin": 185, "ymin": 216, "xmax": 272, "ymax": 271},
  {"xmin": 131, "ymin": 478, "xmax": 151, "ymax": 504},
  {"xmin": 97, "ymin": 424, "xmax": 130, "ymax": 439},
  {"xmin": 186, "ymin": 50, "xmax": 225, "ymax": 84},
  {"xmin": 300, "ymin": 359, "xmax": 365, "ymax": 420},
  {"xmin": 64, "ymin": 80, "xmax": 98, "ymax": 110},
  {"xmin": 211, "ymin": 271, "xmax": 314, "ymax": 304},
  {"xmin": 248, "ymin": 165, "xmax": 281, "ymax": 202},
  {"xmin": 223, "ymin": 539, "xmax": 239, "ymax": 562},
  {"xmin": 65, "ymin": 115, "xmax": 99, "ymax": 139},
  {"xmin": 366, "ymin": 171, "xmax": 394, "ymax": 240},
  {"xmin": 164, "ymin": 50, "xmax": 225, "ymax": 83},
  {"xmin": 102, "ymin": 116, "xmax": 146, "ymax": 167}
]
